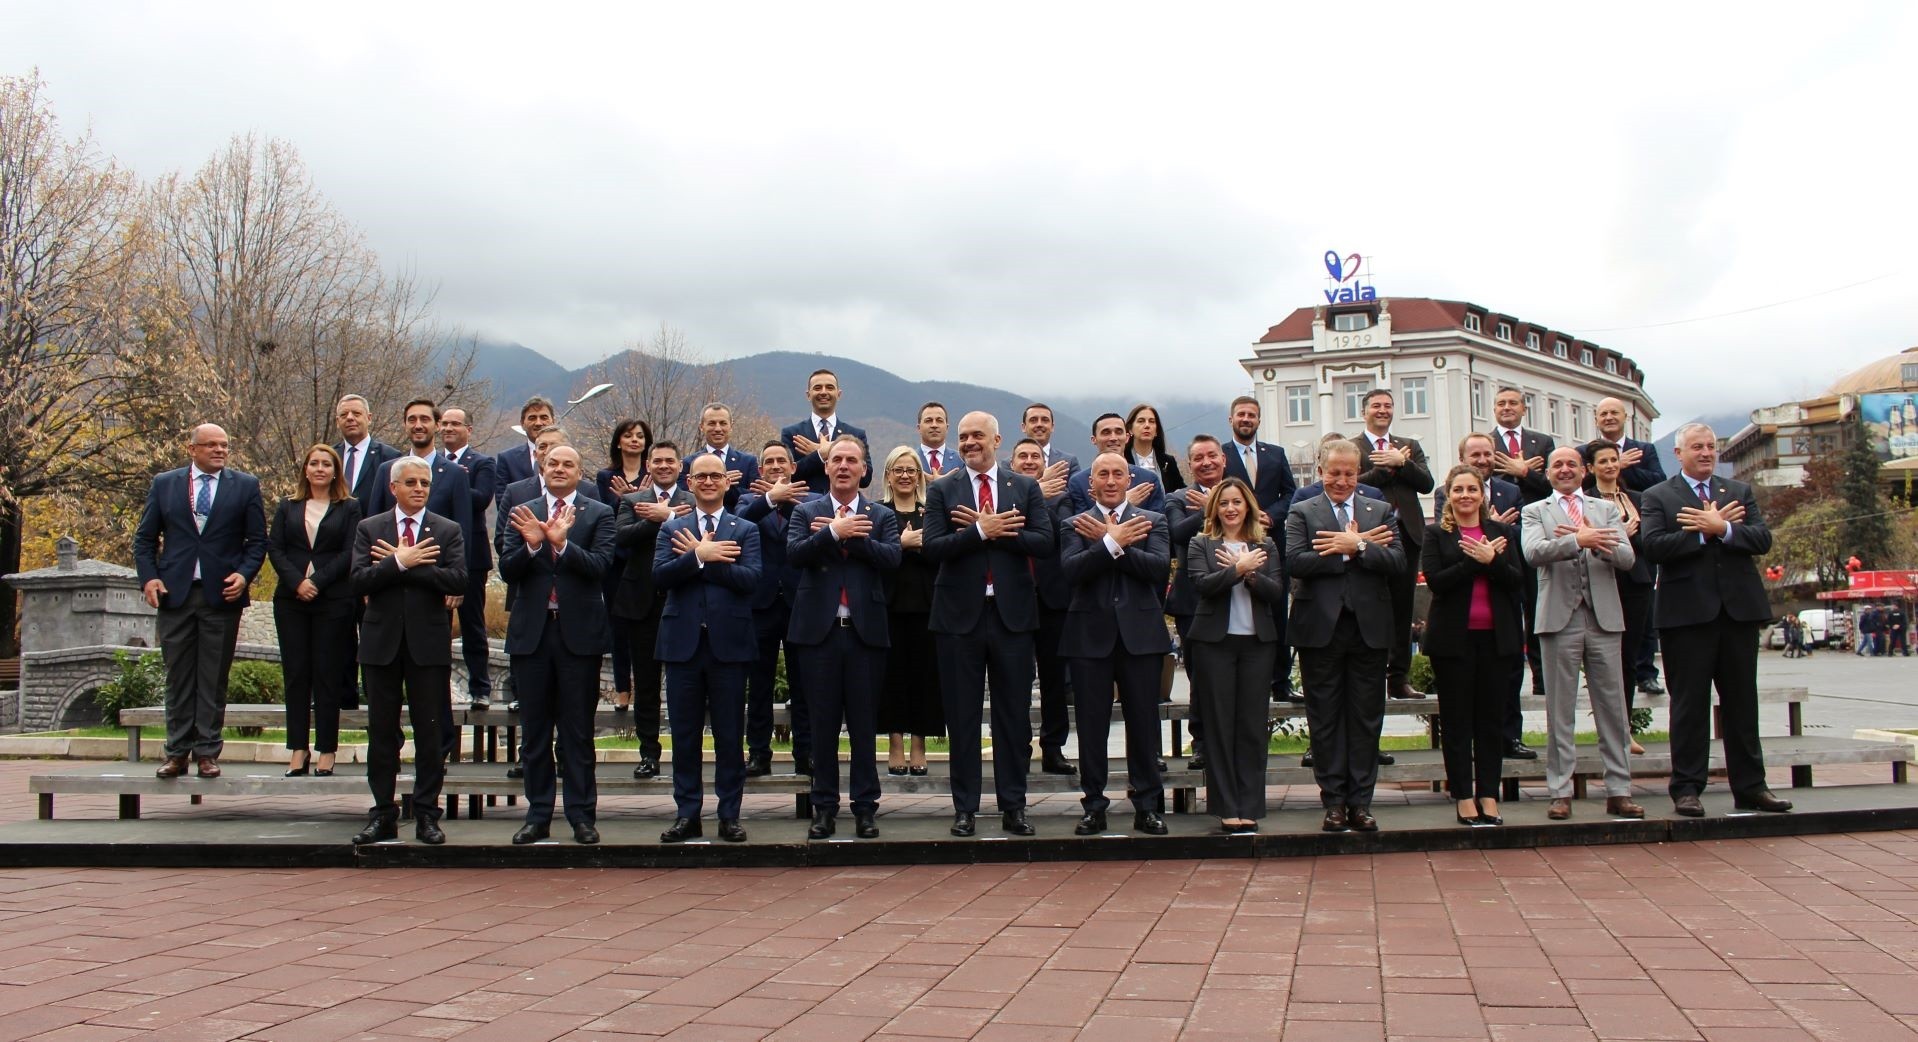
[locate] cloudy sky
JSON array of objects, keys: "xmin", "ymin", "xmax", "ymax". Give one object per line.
[{"xmin": 10, "ymin": 3, "xmax": 1915, "ymax": 433}]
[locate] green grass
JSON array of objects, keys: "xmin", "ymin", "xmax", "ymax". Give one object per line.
[
  {"xmin": 1268, "ymin": 730, "xmax": 1670, "ymax": 754},
  {"xmin": 32, "ymin": 726, "xmax": 950, "ymax": 756}
]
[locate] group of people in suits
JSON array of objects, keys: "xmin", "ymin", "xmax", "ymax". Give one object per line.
[{"xmin": 127, "ymin": 366, "xmax": 1791, "ymax": 846}]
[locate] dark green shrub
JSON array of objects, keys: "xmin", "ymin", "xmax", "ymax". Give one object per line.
[
  {"xmin": 1408, "ymin": 653, "xmax": 1435, "ymax": 694},
  {"xmin": 92, "ymin": 650, "xmax": 165, "ymax": 723},
  {"xmin": 226, "ymin": 660, "xmax": 285, "ymax": 737}
]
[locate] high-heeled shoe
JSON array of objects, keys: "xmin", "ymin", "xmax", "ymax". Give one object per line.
[
  {"xmin": 888, "ymin": 765, "xmax": 908, "ymax": 776},
  {"xmin": 285, "ymin": 754, "xmax": 310, "ymax": 778},
  {"xmin": 314, "ymin": 755, "xmax": 335, "ymax": 777},
  {"xmin": 908, "ymin": 765, "xmax": 928, "ymax": 776},
  {"xmin": 1456, "ymin": 800, "xmax": 1479, "ymax": 826}
]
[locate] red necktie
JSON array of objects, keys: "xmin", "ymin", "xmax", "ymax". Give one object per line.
[
  {"xmin": 927, "ymin": 450, "xmax": 941, "ymax": 474},
  {"xmin": 548, "ymin": 498, "xmax": 562, "ymax": 610},
  {"xmin": 1562, "ymin": 494, "xmax": 1583, "ymax": 528},
  {"xmin": 1506, "ymin": 431, "xmax": 1520, "ymax": 456},
  {"xmin": 1376, "ymin": 436, "xmax": 1388, "ymax": 451},
  {"xmin": 977, "ymin": 473, "xmax": 994, "ymax": 588},
  {"xmin": 401, "ymin": 517, "xmax": 415, "ymax": 547}
]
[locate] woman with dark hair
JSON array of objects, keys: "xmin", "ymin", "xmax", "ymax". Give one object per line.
[
  {"xmin": 1125, "ymin": 403, "xmax": 1186, "ymax": 493},
  {"xmin": 268, "ymin": 444, "xmax": 362, "ymax": 776},
  {"xmin": 1184, "ymin": 477, "xmax": 1284, "ymax": 833},
  {"xmin": 1422, "ymin": 464, "xmax": 1525, "ymax": 825},
  {"xmin": 596, "ymin": 418, "xmax": 652, "ymax": 711},
  {"xmin": 876, "ymin": 445, "xmax": 943, "ymax": 774},
  {"xmin": 1586, "ymin": 440, "xmax": 1653, "ymax": 754}
]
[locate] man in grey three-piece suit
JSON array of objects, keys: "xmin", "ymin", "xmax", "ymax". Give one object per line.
[{"xmin": 1521, "ymin": 448, "xmax": 1643, "ymax": 821}]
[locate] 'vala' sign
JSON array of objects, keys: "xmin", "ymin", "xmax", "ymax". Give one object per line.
[{"xmin": 1323, "ymin": 250, "xmax": 1376, "ymax": 303}]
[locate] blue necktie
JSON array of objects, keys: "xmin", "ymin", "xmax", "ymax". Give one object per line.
[{"xmin": 194, "ymin": 474, "xmax": 212, "ymax": 516}]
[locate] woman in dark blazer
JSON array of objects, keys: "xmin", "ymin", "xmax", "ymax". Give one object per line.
[
  {"xmin": 1125, "ymin": 402, "xmax": 1187, "ymax": 493},
  {"xmin": 1584, "ymin": 440, "xmax": 1654, "ymax": 753},
  {"xmin": 1183, "ymin": 477, "xmax": 1285, "ymax": 833},
  {"xmin": 1421, "ymin": 464, "xmax": 1525, "ymax": 825},
  {"xmin": 595, "ymin": 419, "xmax": 651, "ymax": 710},
  {"xmin": 876, "ymin": 445, "xmax": 943, "ymax": 774},
  {"xmin": 268, "ymin": 444, "xmax": 362, "ymax": 776}
]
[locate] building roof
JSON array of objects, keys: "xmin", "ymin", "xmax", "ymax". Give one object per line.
[
  {"xmin": 1255, "ymin": 297, "xmax": 1646, "ymax": 387},
  {"xmin": 1826, "ymin": 346, "xmax": 1918, "ymax": 396}
]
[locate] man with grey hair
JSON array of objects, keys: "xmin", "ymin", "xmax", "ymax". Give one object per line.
[
  {"xmin": 1640, "ymin": 422, "xmax": 1790, "ymax": 816},
  {"xmin": 334, "ymin": 394, "xmax": 400, "ymax": 508}
]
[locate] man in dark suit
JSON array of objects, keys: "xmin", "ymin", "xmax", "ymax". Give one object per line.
[
  {"xmin": 132, "ymin": 424, "xmax": 268, "ymax": 779},
  {"xmin": 916, "ymin": 402, "xmax": 963, "ymax": 477},
  {"xmin": 439, "ymin": 407, "xmax": 497, "ymax": 708},
  {"xmin": 1432, "ymin": 434, "xmax": 1522, "ymax": 524},
  {"xmin": 334, "ymin": 394, "xmax": 402, "ymax": 509},
  {"xmin": 1284, "ymin": 440, "xmax": 1406, "ymax": 833},
  {"xmin": 1066, "ymin": 413, "xmax": 1165, "ymax": 515},
  {"xmin": 1489, "ymin": 386, "xmax": 1555, "ymax": 749},
  {"xmin": 1021, "ymin": 403, "xmax": 1080, "ymax": 474},
  {"xmin": 923, "ymin": 411, "xmax": 1056, "ymax": 837},
  {"xmin": 366, "ymin": 398, "xmax": 475, "ymax": 761},
  {"xmin": 498, "ymin": 446, "xmax": 617, "ymax": 845},
  {"xmin": 787, "ymin": 437, "xmax": 902, "ymax": 839},
  {"xmin": 1221, "ymin": 395, "xmax": 1299, "ymax": 702},
  {"xmin": 614, "ymin": 441, "xmax": 694, "ymax": 779},
  {"xmin": 780, "ymin": 368, "xmax": 871, "ymax": 492},
  {"xmin": 1166, "ymin": 435, "xmax": 1230, "ymax": 765},
  {"xmin": 1008, "ymin": 438, "xmax": 1076, "ymax": 777},
  {"xmin": 735, "ymin": 441, "xmax": 815, "ymax": 778},
  {"xmin": 652, "ymin": 451, "xmax": 763, "ymax": 844},
  {"xmin": 1352, "ymin": 389, "xmax": 1435, "ymax": 700},
  {"xmin": 348, "ymin": 457, "xmax": 467, "ymax": 845},
  {"xmin": 1640, "ymin": 422, "xmax": 1791, "ymax": 817},
  {"xmin": 492, "ymin": 396, "xmax": 555, "ymax": 514},
  {"xmin": 1060, "ymin": 453, "xmax": 1174, "ymax": 836},
  {"xmin": 679, "ymin": 402, "xmax": 759, "ymax": 511},
  {"xmin": 1594, "ymin": 398, "xmax": 1666, "ymax": 493}
]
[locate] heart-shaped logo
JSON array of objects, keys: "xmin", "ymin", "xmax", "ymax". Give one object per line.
[{"xmin": 1323, "ymin": 250, "xmax": 1363, "ymax": 283}]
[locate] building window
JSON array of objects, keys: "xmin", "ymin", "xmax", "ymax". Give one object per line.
[
  {"xmin": 1495, "ymin": 321, "xmax": 1512, "ymax": 342},
  {"xmin": 1904, "ymin": 362, "xmax": 1918, "ymax": 384},
  {"xmin": 1525, "ymin": 331, "xmax": 1540, "ymax": 350},
  {"xmin": 1331, "ymin": 311, "xmax": 1371, "ymax": 332},
  {"xmin": 1569, "ymin": 403, "xmax": 1584, "ymax": 440},
  {"xmin": 1286, "ymin": 385, "xmax": 1312, "ymax": 424},
  {"xmin": 1400, "ymin": 377, "xmax": 1429, "ymax": 417},
  {"xmin": 1471, "ymin": 379, "xmax": 1487, "ymax": 420},
  {"xmin": 1581, "ymin": 348, "xmax": 1594, "ymax": 366},
  {"xmin": 1342, "ymin": 379, "xmax": 1373, "ymax": 422},
  {"xmin": 1554, "ymin": 341, "xmax": 1569, "ymax": 359},
  {"xmin": 1464, "ymin": 313, "xmax": 1482, "ymax": 333},
  {"xmin": 1606, "ymin": 357, "xmax": 1618, "ymax": 374},
  {"xmin": 1523, "ymin": 392, "xmax": 1536, "ymax": 418},
  {"xmin": 1547, "ymin": 398, "xmax": 1562, "ymax": 435}
]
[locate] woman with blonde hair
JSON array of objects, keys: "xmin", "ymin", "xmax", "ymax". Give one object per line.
[
  {"xmin": 1183, "ymin": 476, "xmax": 1284, "ymax": 833},
  {"xmin": 876, "ymin": 445, "xmax": 943, "ymax": 774},
  {"xmin": 267, "ymin": 444, "xmax": 362, "ymax": 776}
]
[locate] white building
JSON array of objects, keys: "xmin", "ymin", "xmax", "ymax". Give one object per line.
[{"xmin": 1240, "ymin": 297, "xmax": 1659, "ymax": 504}]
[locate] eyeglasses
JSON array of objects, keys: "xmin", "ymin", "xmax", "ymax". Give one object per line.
[
  {"xmin": 688, "ymin": 473, "xmax": 727, "ymax": 482},
  {"xmin": 888, "ymin": 466, "xmax": 920, "ymax": 476}
]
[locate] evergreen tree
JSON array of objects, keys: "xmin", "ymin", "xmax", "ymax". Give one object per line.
[{"xmin": 1839, "ymin": 414, "xmax": 1893, "ymax": 567}]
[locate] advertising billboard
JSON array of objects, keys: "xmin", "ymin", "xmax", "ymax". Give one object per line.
[{"xmin": 1859, "ymin": 392, "xmax": 1918, "ymax": 461}]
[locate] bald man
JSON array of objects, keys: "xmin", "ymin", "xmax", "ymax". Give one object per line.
[{"xmin": 1593, "ymin": 398, "xmax": 1665, "ymax": 492}]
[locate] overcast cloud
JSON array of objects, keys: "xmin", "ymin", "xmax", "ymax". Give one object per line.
[{"xmin": 9, "ymin": 2, "xmax": 1915, "ymax": 433}]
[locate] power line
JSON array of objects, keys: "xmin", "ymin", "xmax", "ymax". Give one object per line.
[{"xmin": 1569, "ymin": 271, "xmax": 1907, "ymax": 334}]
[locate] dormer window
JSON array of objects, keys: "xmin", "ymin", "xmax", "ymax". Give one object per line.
[
  {"xmin": 1581, "ymin": 348, "xmax": 1595, "ymax": 366},
  {"xmin": 1525, "ymin": 331, "xmax": 1540, "ymax": 350},
  {"xmin": 1464, "ymin": 313, "xmax": 1482, "ymax": 333},
  {"xmin": 1554, "ymin": 341, "xmax": 1569, "ymax": 359},
  {"xmin": 1495, "ymin": 321, "xmax": 1512, "ymax": 342},
  {"xmin": 1331, "ymin": 311, "xmax": 1371, "ymax": 332}
]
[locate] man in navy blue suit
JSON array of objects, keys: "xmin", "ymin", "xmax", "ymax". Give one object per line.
[
  {"xmin": 1432, "ymin": 433, "xmax": 1522, "ymax": 523},
  {"xmin": 1020, "ymin": 403, "xmax": 1080, "ymax": 474},
  {"xmin": 916, "ymin": 402, "xmax": 962, "ymax": 477},
  {"xmin": 334, "ymin": 394, "xmax": 401, "ymax": 510},
  {"xmin": 438, "ymin": 407, "xmax": 497, "ymax": 708},
  {"xmin": 1594, "ymin": 398, "xmax": 1666, "ymax": 493},
  {"xmin": 653, "ymin": 451, "xmax": 763, "ymax": 844},
  {"xmin": 924, "ymin": 411, "xmax": 1055, "ymax": 838},
  {"xmin": 133, "ymin": 424, "xmax": 268, "ymax": 779},
  {"xmin": 787, "ymin": 437, "xmax": 901, "ymax": 839},
  {"xmin": 679, "ymin": 402, "xmax": 759, "ymax": 511},
  {"xmin": 493, "ymin": 396, "xmax": 555, "ymax": 516},
  {"xmin": 1008, "ymin": 438, "xmax": 1076, "ymax": 777},
  {"xmin": 498, "ymin": 446, "xmax": 617, "ymax": 845},
  {"xmin": 735, "ymin": 441, "xmax": 815, "ymax": 778},
  {"xmin": 1220, "ymin": 395, "xmax": 1298, "ymax": 701},
  {"xmin": 1066, "ymin": 413, "xmax": 1165, "ymax": 515},
  {"xmin": 780, "ymin": 368, "xmax": 870, "ymax": 493}
]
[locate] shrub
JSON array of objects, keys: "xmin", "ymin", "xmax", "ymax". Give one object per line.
[
  {"xmin": 91, "ymin": 650, "xmax": 165, "ymax": 723},
  {"xmin": 1408, "ymin": 652, "xmax": 1435, "ymax": 694},
  {"xmin": 226, "ymin": 660, "xmax": 286, "ymax": 737}
]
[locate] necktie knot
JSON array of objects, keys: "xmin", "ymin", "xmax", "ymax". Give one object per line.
[
  {"xmin": 818, "ymin": 418, "xmax": 830, "ymax": 442},
  {"xmin": 1695, "ymin": 482, "xmax": 1709, "ymax": 500},
  {"xmin": 1377, "ymin": 437, "xmax": 1387, "ymax": 450},
  {"xmin": 703, "ymin": 513, "xmax": 716, "ymax": 536}
]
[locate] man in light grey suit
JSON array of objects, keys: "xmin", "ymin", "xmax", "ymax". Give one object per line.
[{"xmin": 1521, "ymin": 447, "xmax": 1644, "ymax": 821}]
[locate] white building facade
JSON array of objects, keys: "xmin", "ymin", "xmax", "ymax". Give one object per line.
[{"xmin": 1241, "ymin": 297, "xmax": 1658, "ymax": 510}]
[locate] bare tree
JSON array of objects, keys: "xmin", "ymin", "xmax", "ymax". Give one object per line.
[{"xmin": 571, "ymin": 323, "xmax": 772, "ymax": 469}]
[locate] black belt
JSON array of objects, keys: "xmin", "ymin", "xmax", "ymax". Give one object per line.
[
  {"xmin": 834, "ymin": 616, "xmax": 854, "ymax": 628},
  {"xmin": 546, "ymin": 609, "xmax": 560, "ymax": 619}
]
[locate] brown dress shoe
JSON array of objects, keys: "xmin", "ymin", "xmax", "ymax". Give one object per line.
[
  {"xmin": 1321, "ymin": 806, "xmax": 1348, "ymax": 832},
  {"xmin": 1733, "ymin": 790, "xmax": 1793, "ymax": 813},
  {"xmin": 155, "ymin": 755, "xmax": 189, "ymax": 779},
  {"xmin": 1606, "ymin": 797, "xmax": 1646, "ymax": 819},
  {"xmin": 1388, "ymin": 681, "xmax": 1427, "ymax": 700},
  {"xmin": 195, "ymin": 757, "xmax": 221, "ymax": 779},
  {"xmin": 1547, "ymin": 798, "xmax": 1572, "ymax": 820},
  {"xmin": 1672, "ymin": 794, "xmax": 1705, "ymax": 817},
  {"xmin": 1346, "ymin": 806, "xmax": 1378, "ymax": 832}
]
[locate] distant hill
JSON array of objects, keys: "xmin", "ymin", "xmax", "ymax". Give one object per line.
[{"xmin": 1651, "ymin": 409, "xmax": 1752, "ymax": 476}]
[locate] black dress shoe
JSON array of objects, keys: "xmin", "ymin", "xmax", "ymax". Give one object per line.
[
  {"xmin": 511, "ymin": 822, "xmax": 549, "ymax": 845},
  {"xmin": 808, "ymin": 810, "xmax": 836, "ymax": 840},
  {"xmin": 1377, "ymin": 751, "xmax": 1396, "ymax": 766},
  {"xmin": 854, "ymin": 812, "xmax": 878, "ymax": 839},
  {"xmin": 1734, "ymin": 790, "xmax": 1793, "ymax": 813},
  {"xmin": 1134, "ymin": 810, "xmax": 1168, "ymax": 835},
  {"xmin": 1301, "ymin": 754, "xmax": 1314, "ymax": 768},
  {"xmin": 1503, "ymin": 741, "xmax": 1538, "ymax": 760},
  {"xmin": 352, "ymin": 811, "xmax": 398, "ymax": 845},
  {"xmin": 717, "ymin": 819, "xmax": 746, "ymax": 843},
  {"xmin": 1638, "ymin": 679, "xmax": 1665, "ymax": 695},
  {"xmin": 1672, "ymin": 794, "xmax": 1705, "ymax": 817},
  {"xmin": 633, "ymin": 758, "xmax": 658, "ymax": 780},
  {"xmin": 660, "ymin": 817, "xmax": 702, "ymax": 843},
  {"xmin": 507, "ymin": 700, "xmax": 520, "ymax": 713},
  {"xmin": 506, "ymin": 764, "xmax": 526, "ymax": 779},
  {"xmin": 744, "ymin": 753, "xmax": 772, "ymax": 778},
  {"xmin": 1040, "ymin": 751, "xmax": 1077, "ymax": 776},
  {"xmin": 1074, "ymin": 811, "xmax": 1107, "ymax": 835},
  {"xmin": 1346, "ymin": 806, "xmax": 1378, "ymax": 832},
  {"xmin": 1001, "ymin": 809, "xmax": 1035, "ymax": 836},
  {"xmin": 572, "ymin": 822, "xmax": 600, "ymax": 845},
  {"xmin": 887, "ymin": 766, "xmax": 908, "ymax": 776},
  {"xmin": 416, "ymin": 816, "xmax": 445, "ymax": 845},
  {"xmin": 1187, "ymin": 755, "xmax": 1208, "ymax": 772},
  {"xmin": 908, "ymin": 765, "xmax": 929, "ymax": 776},
  {"xmin": 1477, "ymin": 814, "xmax": 1503, "ymax": 826},
  {"xmin": 1155, "ymin": 759, "xmax": 1168, "ymax": 773},
  {"xmin": 792, "ymin": 756, "xmax": 812, "ymax": 776},
  {"xmin": 950, "ymin": 812, "xmax": 976, "ymax": 837},
  {"xmin": 1321, "ymin": 806, "xmax": 1347, "ymax": 832}
]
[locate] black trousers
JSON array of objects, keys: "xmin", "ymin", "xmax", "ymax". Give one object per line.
[
  {"xmin": 1385, "ymin": 556, "xmax": 1418, "ymax": 685},
  {"xmin": 458, "ymin": 568, "xmax": 492, "ymax": 700},
  {"xmin": 1618, "ymin": 582, "xmax": 1653, "ymax": 712},
  {"xmin": 623, "ymin": 607, "xmax": 666, "ymax": 760},
  {"xmin": 157, "ymin": 592, "xmax": 241, "ymax": 759},
  {"xmin": 513, "ymin": 616, "xmax": 600, "ymax": 827},
  {"xmin": 937, "ymin": 609, "xmax": 1034, "ymax": 814},
  {"xmin": 1504, "ymin": 578, "xmax": 1539, "ymax": 744},
  {"xmin": 664, "ymin": 631, "xmax": 748, "ymax": 820},
  {"xmin": 1270, "ymin": 586, "xmax": 1294, "ymax": 699},
  {"xmin": 1068, "ymin": 651, "xmax": 1165, "ymax": 815},
  {"xmin": 1432, "ymin": 632, "xmax": 1511, "ymax": 801},
  {"xmin": 1034, "ymin": 605, "xmax": 1071, "ymax": 754},
  {"xmin": 274, "ymin": 596, "xmax": 352, "ymax": 753},
  {"xmin": 881, "ymin": 611, "xmax": 944, "ymax": 737},
  {"xmin": 749, "ymin": 598, "xmax": 809, "ymax": 763},
  {"xmin": 1188, "ymin": 635, "xmax": 1274, "ymax": 820},
  {"xmin": 1663, "ymin": 613, "xmax": 1767, "ymax": 799},
  {"xmin": 602, "ymin": 564, "xmax": 632, "ymax": 695},
  {"xmin": 1299, "ymin": 611, "xmax": 1388, "ymax": 809},
  {"xmin": 1173, "ymin": 615, "xmax": 1203, "ymax": 747},
  {"xmin": 793, "ymin": 625, "xmax": 883, "ymax": 815},
  {"xmin": 362, "ymin": 640, "xmax": 446, "ymax": 819},
  {"xmin": 1635, "ymin": 593, "xmax": 1662, "ymax": 684}
]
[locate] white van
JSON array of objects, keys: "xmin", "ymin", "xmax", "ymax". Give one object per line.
[{"xmin": 1797, "ymin": 608, "xmax": 1844, "ymax": 648}]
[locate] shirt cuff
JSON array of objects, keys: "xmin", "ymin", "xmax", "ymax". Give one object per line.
[{"xmin": 1103, "ymin": 533, "xmax": 1125, "ymax": 557}]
